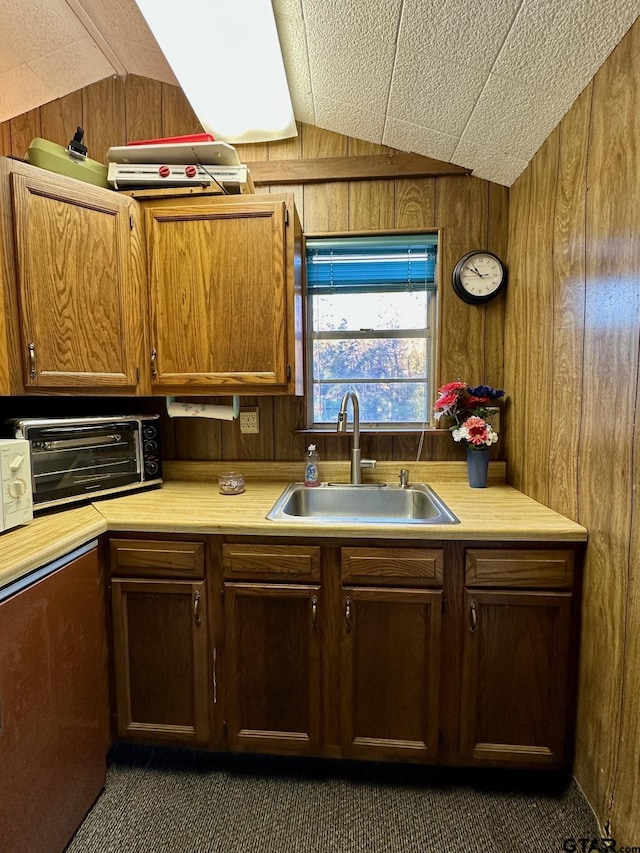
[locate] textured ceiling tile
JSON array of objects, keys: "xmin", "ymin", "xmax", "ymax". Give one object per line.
[
  {"xmin": 452, "ymin": 137, "xmax": 529, "ymax": 186},
  {"xmin": 0, "ymin": 0, "xmax": 637, "ymax": 185},
  {"xmin": 302, "ymin": 0, "xmax": 403, "ymax": 45},
  {"xmin": 307, "ymin": 28, "xmax": 396, "ymax": 113},
  {"xmin": 462, "ymin": 72, "xmax": 569, "ymax": 162},
  {"xmin": 0, "ymin": 64, "xmax": 56, "ymax": 124},
  {"xmin": 276, "ymin": 10, "xmax": 313, "ymax": 111},
  {"xmin": 272, "ymin": 0, "xmax": 304, "ymax": 15},
  {"xmin": 29, "ymin": 37, "xmax": 116, "ymax": 98},
  {"xmin": 75, "ymin": 0, "xmax": 156, "ymax": 45},
  {"xmin": 399, "ymin": 0, "xmax": 521, "ymax": 71},
  {"xmin": 0, "ymin": 0, "xmax": 86, "ymax": 64},
  {"xmin": 382, "ymin": 115, "xmax": 458, "ymax": 162},
  {"xmin": 314, "ymin": 95, "xmax": 385, "ymax": 144},
  {"xmin": 388, "ymin": 49, "xmax": 486, "ymax": 136},
  {"xmin": 290, "ymin": 91, "xmax": 315, "ymax": 126},
  {"xmin": 0, "ymin": 41, "xmax": 22, "ymax": 74},
  {"xmin": 111, "ymin": 39, "xmax": 178, "ymax": 86},
  {"xmin": 494, "ymin": 0, "xmax": 640, "ymax": 91}
]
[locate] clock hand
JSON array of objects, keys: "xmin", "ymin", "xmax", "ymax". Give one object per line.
[{"xmin": 468, "ymin": 264, "xmax": 486, "ymax": 277}]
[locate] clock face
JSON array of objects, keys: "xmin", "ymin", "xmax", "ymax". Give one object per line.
[{"xmin": 452, "ymin": 251, "xmax": 506, "ymax": 304}]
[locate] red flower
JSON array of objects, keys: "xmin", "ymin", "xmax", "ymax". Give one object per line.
[
  {"xmin": 437, "ymin": 381, "xmax": 467, "ymax": 394},
  {"xmin": 466, "ymin": 395, "xmax": 490, "ymax": 407},
  {"xmin": 434, "ymin": 391, "xmax": 459, "ymax": 410},
  {"xmin": 463, "ymin": 416, "xmax": 490, "ymax": 445}
]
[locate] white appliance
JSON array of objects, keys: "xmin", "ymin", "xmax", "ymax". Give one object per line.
[
  {"xmin": 0, "ymin": 439, "xmax": 33, "ymax": 531},
  {"xmin": 107, "ymin": 161, "xmax": 248, "ymax": 191},
  {"xmin": 106, "ymin": 140, "xmax": 241, "ymax": 166}
]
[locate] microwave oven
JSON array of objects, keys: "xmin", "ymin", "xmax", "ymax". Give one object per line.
[{"xmin": 9, "ymin": 415, "xmax": 162, "ymax": 512}]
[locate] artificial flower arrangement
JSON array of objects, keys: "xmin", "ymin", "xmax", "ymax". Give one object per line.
[{"xmin": 433, "ymin": 380, "xmax": 505, "ymax": 449}]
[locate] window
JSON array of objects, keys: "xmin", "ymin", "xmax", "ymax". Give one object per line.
[{"xmin": 305, "ymin": 232, "xmax": 438, "ymax": 429}]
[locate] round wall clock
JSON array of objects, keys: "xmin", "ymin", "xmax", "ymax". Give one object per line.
[{"xmin": 452, "ymin": 250, "xmax": 507, "ymax": 304}]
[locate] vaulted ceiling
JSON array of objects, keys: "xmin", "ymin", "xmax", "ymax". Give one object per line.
[{"xmin": 1, "ymin": 0, "xmax": 639, "ymax": 185}]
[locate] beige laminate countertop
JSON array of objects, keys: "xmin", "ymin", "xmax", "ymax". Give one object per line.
[
  {"xmin": 0, "ymin": 462, "xmax": 587, "ymax": 590},
  {"xmin": 0, "ymin": 504, "xmax": 107, "ymax": 588}
]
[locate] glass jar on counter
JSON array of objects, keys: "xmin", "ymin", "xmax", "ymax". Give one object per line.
[{"xmin": 218, "ymin": 471, "xmax": 245, "ymax": 495}]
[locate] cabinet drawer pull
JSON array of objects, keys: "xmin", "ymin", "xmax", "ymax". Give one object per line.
[
  {"xmin": 469, "ymin": 599, "xmax": 477, "ymax": 634},
  {"xmin": 311, "ymin": 594, "xmax": 318, "ymax": 628},
  {"xmin": 28, "ymin": 342, "xmax": 36, "ymax": 378},
  {"xmin": 194, "ymin": 590, "xmax": 201, "ymax": 627},
  {"xmin": 150, "ymin": 348, "xmax": 158, "ymax": 378},
  {"xmin": 344, "ymin": 595, "xmax": 352, "ymax": 633}
]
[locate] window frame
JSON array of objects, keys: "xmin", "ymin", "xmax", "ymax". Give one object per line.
[{"xmin": 304, "ymin": 228, "xmax": 441, "ymax": 432}]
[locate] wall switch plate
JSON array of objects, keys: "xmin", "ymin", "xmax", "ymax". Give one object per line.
[{"xmin": 239, "ymin": 407, "xmax": 259, "ymax": 434}]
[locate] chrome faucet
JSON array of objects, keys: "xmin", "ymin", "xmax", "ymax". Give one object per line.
[{"xmin": 336, "ymin": 390, "xmax": 376, "ymax": 484}]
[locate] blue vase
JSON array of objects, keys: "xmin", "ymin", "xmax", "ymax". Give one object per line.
[{"xmin": 466, "ymin": 447, "xmax": 489, "ymax": 488}]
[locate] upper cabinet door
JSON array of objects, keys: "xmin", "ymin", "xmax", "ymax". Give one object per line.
[
  {"xmin": 11, "ymin": 171, "xmax": 142, "ymax": 390},
  {"xmin": 145, "ymin": 197, "xmax": 298, "ymax": 394}
]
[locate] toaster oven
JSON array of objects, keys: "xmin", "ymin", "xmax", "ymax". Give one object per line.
[{"xmin": 10, "ymin": 415, "xmax": 162, "ymax": 511}]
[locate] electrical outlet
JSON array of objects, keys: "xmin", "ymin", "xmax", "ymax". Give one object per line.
[{"xmin": 239, "ymin": 407, "xmax": 260, "ymax": 434}]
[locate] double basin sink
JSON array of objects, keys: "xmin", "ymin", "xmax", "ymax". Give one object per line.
[{"xmin": 266, "ymin": 482, "xmax": 459, "ymax": 526}]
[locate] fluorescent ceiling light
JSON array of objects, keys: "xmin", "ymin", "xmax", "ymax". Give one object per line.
[{"xmin": 133, "ymin": 0, "xmax": 297, "ymax": 144}]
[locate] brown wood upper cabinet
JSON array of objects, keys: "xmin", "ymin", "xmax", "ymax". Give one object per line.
[
  {"xmin": 1, "ymin": 158, "xmax": 302, "ymax": 395},
  {"xmin": 10, "ymin": 163, "xmax": 144, "ymax": 391},
  {"xmin": 143, "ymin": 194, "xmax": 303, "ymax": 395}
]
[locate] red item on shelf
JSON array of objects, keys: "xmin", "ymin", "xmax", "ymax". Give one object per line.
[{"xmin": 126, "ymin": 133, "xmax": 215, "ymax": 146}]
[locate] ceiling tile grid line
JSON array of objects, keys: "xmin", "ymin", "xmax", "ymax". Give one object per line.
[
  {"xmin": 65, "ymin": 0, "xmax": 127, "ymax": 75},
  {"xmin": 453, "ymin": 0, "xmax": 527, "ymax": 152},
  {"xmin": 381, "ymin": 0, "xmax": 409, "ymax": 147}
]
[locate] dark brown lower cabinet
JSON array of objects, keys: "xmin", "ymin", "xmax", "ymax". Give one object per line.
[
  {"xmin": 459, "ymin": 589, "xmax": 573, "ymax": 768},
  {"xmin": 224, "ymin": 582, "xmax": 321, "ymax": 754},
  {"xmin": 340, "ymin": 586, "xmax": 442, "ymax": 762},
  {"xmin": 0, "ymin": 546, "xmax": 109, "ymax": 853},
  {"xmin": 111, "ymin": 578, "xmax": 210, "ymax": 744},
  {"xmin": 107, "ymin": 536, "xmax": 582, "ymax": 772}
]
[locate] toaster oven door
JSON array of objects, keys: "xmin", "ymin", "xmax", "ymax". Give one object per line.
[{"xmin": 28, "ymin": 420, "xmax": 141, "ymax": 507}]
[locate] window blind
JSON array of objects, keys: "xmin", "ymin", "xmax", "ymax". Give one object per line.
[{"xmin": 306, "ymin": 233, "xmax": 438, "ymax": 295}]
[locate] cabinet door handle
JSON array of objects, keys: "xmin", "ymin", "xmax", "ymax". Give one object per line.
[
  {"xmin": 344, "ymin": 595, "xmax": 352, "ymax": 633},
  {"xmin": 28, "ymin": 342, "xmax": 36, "ymax": 378},
  {"xmin": 150, "ymin": 348, "xmax": 158, "ymax": 378},
  {"xmin": 311, "ymin": 594, "xmax": 318, "ymax": 629},
  {"xmin": 194, "ymin": 590, "xmax": 201, "ymax": 627},
  {"xmin": 212, "ymin": 647, "xmax": 217, "ymax": 704},
  {"xmin": 469, "ymin": 599, "xmax": 477, "ymax": 634}
]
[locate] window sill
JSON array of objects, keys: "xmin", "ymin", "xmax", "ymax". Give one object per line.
[{"xmin": 294, "ymin": 428, "xmax": 452, "ymax": 437}]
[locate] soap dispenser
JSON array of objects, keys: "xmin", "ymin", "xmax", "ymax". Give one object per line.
[{"xmin": 304, "ymin": 444, "xmax": 320, "ymax": 487}]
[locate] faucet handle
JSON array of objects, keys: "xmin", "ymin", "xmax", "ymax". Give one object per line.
[{"xmin": 361, "ymin": 459, "xmax": 376, "ymax": 470}]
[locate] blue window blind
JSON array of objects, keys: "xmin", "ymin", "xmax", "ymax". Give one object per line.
[{"xmin": 306, "ymin": 234, "xmax": 438, "ymax": 295}]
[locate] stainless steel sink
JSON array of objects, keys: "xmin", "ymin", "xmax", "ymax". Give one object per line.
[{"xmin": 266, "ymin": 482, "xmax": 459, "ymax": 525}]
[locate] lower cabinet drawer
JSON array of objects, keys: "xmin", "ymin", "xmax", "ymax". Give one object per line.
[
  {"xmin": 341, "ymin": 547, "xmax": 444, "ymax": 587},
  {"xmin": 110, "ymin": 538, "xmax": 205, "ymax": 579},
  {"xmin": 465, "ymin": 548, "xmax": 575, "ymax": 588},
  {"xmin": 223, "ymin": 543, "xmax": 321, "ymax": 581}
]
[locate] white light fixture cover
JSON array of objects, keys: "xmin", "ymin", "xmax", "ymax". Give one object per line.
[{"xmin": 133, "ymin": 0, "xmax": 297, "ymax": 144}]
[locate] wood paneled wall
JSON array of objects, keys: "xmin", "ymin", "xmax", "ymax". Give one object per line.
[
  {"xmin": 0, "ymin": 75, "xmax": 507, "ymax": 465},
  {"xmin": 505, "ymin": 19, "xmax": 640, "ymax": 843}
]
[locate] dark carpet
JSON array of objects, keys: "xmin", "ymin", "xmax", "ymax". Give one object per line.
[{"xmin": 65, "ymin": 745, "xmax": 600, "ymax": 853}]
